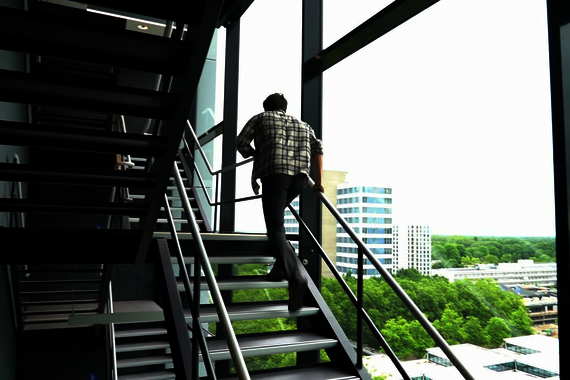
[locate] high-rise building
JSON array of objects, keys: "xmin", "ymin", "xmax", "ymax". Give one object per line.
[
  {"xmin": 335, "ymin": 184, "xmax": 394, "ymax": 277},
  {"xmin": 393, "ymin": 225, "xmax": 432, "ymax": 275}
]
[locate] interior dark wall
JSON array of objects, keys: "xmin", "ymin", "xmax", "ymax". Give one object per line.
[
  {"xmin": 0, "ymin": 266, "xmax": 16, "ymax": 380},
  {"xmin": 0, "ymin": 19, "xmax": 29, "ymax": 227},
  {"xmin": 0, "ymin": 0, "xmax": 27, "ymax": 377},
  {"xmin": 16, "ymin": 327, "xmax": 107, "ymax": 380}
]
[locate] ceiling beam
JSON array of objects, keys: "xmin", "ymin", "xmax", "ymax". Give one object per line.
[{"xmin": 303, "ymin": 0, "xmax": 440, "ymax": 80}]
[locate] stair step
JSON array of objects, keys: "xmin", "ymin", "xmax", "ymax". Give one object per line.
[
  {"xmin": 129, "ymin": 218, "xmax": 201, "ymax": 224},
  {"xmin": 205, "ymin": 331, "xmax": 338, "ymax": 361},
  {"xmin": 131, "ymin": 195, "xmax": 195, "ymax": 201},
  {"xmin": 117, "ymin": 354, "xmax": 172, "ymax": 369},
  {"xmin": 0, "ymin": 69, "xmax": 178, "ymax": 120},
  {"xmin": 119, "ymin": 369, "xmax": 176, "ymax": 380},
  {"xmin": 19, "ymin": 279, "xmax": 102, "ymax": 285},
  {"xmin": 22, "ymin": 303, "xmax": 99, "ymax": 315},
  {"xmin": 172, "ymin": 254, "xmax": 275, "ymax": 265},
  {"xmin": 22, "ymin": 299, "xmax": 100, "ymax": 306},
  {"xmin": 218, "ymin": 362, "xmax": 361, "ymax": 380},
  {"xmin": 21, "ymin": 289, "xmax": 101, "ymax": 296},
  {"xmin": 115, "ymin": 325, "xmax": 168, "ymax": 339},
  {"xmin": 0, "ymin": 119, "xmax": 168, "ymax": 156},
  {"xmin": 180, "ymin": 276, "xmax": 288, "ymax": 292},
  {"xmin": 116, "ymin": 339, "xmax": 171, "ymax": 353},
  {"xmin": 0, "ymin": 228, "xmax": 142, "ymax": 264},
  {"xmin": 196, "ymin": 302, "xmax": 320, "ymax": 323},
  {"xmin": 0, "ymin": 161, "xmax": 159, "ymax": 188},
  {"xmin": 0, "ymin": 198, "xmax": 151, "ymax": 216},
  {"xmin": 24, "ymin": 312, "xmax": 96, "ymax": 324},
  {"xmin": 19, "ymin": 267, "xmax": 103, "ymax": 274}
]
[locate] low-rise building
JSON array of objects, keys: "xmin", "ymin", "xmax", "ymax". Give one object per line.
[
  {"xmin": 364, "ymin": 334, "xmax": 559, "ymax": 379},
  {"xmin": 432, "ymin": 260, "xmax": 557, "ymax": 287}
]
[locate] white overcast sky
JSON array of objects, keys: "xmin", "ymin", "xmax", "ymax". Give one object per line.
[{"xmin": 216, "ymin": 0, "xmax": 555, "ymax": 237}]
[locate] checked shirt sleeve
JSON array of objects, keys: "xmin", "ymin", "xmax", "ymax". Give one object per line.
[{"xmin": 236, "ymin": 114, "xmax": 259, "ymax": 159}]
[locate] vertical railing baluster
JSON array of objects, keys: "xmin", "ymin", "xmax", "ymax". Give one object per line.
[{"xmin": 357, "ymin": 247, "xmax": 364, "ymax": 369}]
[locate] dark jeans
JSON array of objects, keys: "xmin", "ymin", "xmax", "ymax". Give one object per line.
[{"xmin": 261, "ymin": 173, "xmax": 308, "ymax": 281}]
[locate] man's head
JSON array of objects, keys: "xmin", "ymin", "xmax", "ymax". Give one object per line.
[{"xmin": 263, "ymin": 93, "xmax": 288, "ymax": 112}]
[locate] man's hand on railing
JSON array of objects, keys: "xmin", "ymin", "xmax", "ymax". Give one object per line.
[{"xmin": 311, "ymin": 183, "xmax": 325, "ymax": 193}]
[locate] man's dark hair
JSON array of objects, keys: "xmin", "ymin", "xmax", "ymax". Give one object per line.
[{"xmin": 263, "ymin": 93, "xmax": 288, "ymax": 112}]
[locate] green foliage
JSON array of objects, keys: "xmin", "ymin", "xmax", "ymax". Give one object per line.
[
  {"xmin": 321, "ymin": 272, "xmax": 535, "ymax": 359},
  {"xmin": 485, "ymin": 317, "xmax": 512, "ymax": 346},
  {"xmin": 216, "ymin": 242, "xmax": 541, "ymax": 371},
  {"xmin": 431, "ymin": 235, "xmax": 555, "ymax": 268}
]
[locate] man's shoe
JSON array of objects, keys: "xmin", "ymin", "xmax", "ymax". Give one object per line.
[{"xmin": 288, "ymin": 277, "xmax": 306, "ymax": 312}]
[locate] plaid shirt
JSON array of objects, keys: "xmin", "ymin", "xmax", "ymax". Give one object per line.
[{"xmin": 236, "ymin": 110, "xmax": 323, "ymax": 193}]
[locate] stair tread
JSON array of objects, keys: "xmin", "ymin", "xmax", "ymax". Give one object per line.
[
  {"xmin": 22, "ymin": 299, "xmax": 100, "ymax": 306},
  {"xmin": 23, "ymin": 303, "xmax": 99, "ymax": 314},
  {"xmin": 20, "ymin": 279, "xmax": 102, "ymax": 284},
  {"xmin": 117, "ymin": 354, "xmax": 172, "ymax": 368},
  {"xmin": 119, "ymin": 369, "xmax": 176, "ymax": 380},
  {"xmin": 196, "ymin": 302, "xmax": 320, "ymax": 323},
  {"xmin": 0, "ymin": 161, "xmax": 159, "ymax": 188},
  {"xmin": 0, "ymin": 198, "xmax": 150, "ymax": 216},
  {"xmin": 116, "ymin": 339, "xmax": 170, "ymax": 352},
  {"xmin": 0, "ymin": 119, "xmax": 168, "ymax": 156},
  {"xmin": 115, "ymin": 325, "xmax": 168, "ymax": 338},
  {"xmin": 218, "ymin": 362, "xmax": 360, "ymax": 380},
  {"xmin": 173, "ymin": 254, "xmax": 275, "ymax": 265},
  {"xmin": 181, "ymin": 276, "xmax": 288, "ymax": 291},
  {"xmin": 206, "ymin": 330, "xmax": 338, "ymax": 361}
]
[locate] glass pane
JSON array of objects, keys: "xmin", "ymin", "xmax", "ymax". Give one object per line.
[
  {"xmin": 235, "ymin": 0, "xmax": 302, "ymax": 233},
  {"xmin": 321, "ymin": 0, "xmax": 557, "ymax": 377},
  {"xmin": 193, "ymin": 30, "xmax": 225, "ymax": 229},
  {"xmin": 324, "ymin": 0, "xmax": 395, "ymax": 48}
]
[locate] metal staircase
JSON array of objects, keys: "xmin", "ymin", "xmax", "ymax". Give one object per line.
[
  {"xmin": 104, "ymin": 145, "xmax": 371, "ymax": 378},
  {"xmin": 0, "ymin": 0, "xmax": 229, "ymax": 264}
]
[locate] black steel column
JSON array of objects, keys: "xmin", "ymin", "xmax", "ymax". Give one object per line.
[
  {"xmin": 298, "ymin": 0, "xmax": 323, "ymax": 368},
  {"xmin": 546, "ymin": 1, "xmax": 569, "ymax": 377},
  {"xmin": 219, "ymin": 20, "xmax": 240, "ymax": 233},
  {"xmin": 300, "ymin": 0, "xmax": 323, "ymax": 288}
]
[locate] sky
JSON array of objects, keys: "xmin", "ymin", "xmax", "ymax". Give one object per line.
[{"xmin": 215, "ymin": 0, "xmax": 555, "ymax": 237}]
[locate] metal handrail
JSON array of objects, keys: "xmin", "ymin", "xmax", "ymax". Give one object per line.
[
  {"xmin": 305, "ymin": 178, "xmax": 475, "ymax": 380},
  {"xmin": 183, "ymin": 120, "xmax": 474, "ymax": 379},
  {"xmin": 182, "ymin": 121, "xmax": 259, "ymax": 231},
  {"xmin": 186, "ymin": 120, "xmax": 254, "ymax": 177},
  {"xmin": 171, "ymin": 161, "xmax": 251, "ymax": 380},
  {"xmin": 162, "ymin": 194, "xmax": 217, "ymax": 379},
  {"xmin": 107, "ymin": 281, "xmax": 118, "ymax": 380},
  {"xmin": 9, "ymin": 154, "xmax": 25, "ymax": 228},
  {"xmin": 286, "ymin": 204, "xmax": 412, "ymax": 380}
]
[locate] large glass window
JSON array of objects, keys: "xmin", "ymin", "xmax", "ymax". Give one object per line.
[
  {"xmin": 319, "ymin": 0, "xmax": 557, "ymax": 376},
  {"xmin": 234, "ymin": 0, "xmax": 302, "ymax": 232},
  {"xmin": 322, "ymin": 1, "xmax": 553, "ymax": 236},
  {"xmin": 323, "ymin": 0, "xmax": 395, "ymax": 48}
]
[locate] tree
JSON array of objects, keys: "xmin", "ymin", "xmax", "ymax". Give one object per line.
[
  {"xmin": 510, "ymin": 308, "xmax": 535, "ymax": 336},
  {"xmin": 381, "ymin": 317, "xmax": 417, "ymax": 359},
  {"xmin": 463, "ymin": 316, "xmax": 490, "ymax": 347},
  {"xmin": 433, "ymin": 305, "xmax": 466, "ymax": 345},
  {"xmin": 484, "ymin": 317, "xmax": 511, "ymax": 347}
]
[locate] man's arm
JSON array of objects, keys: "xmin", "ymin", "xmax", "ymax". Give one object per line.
[
  {"xmin": 311, "ymin": 153, "xmax": 324, "ymax": 193},
  {"xmin": 236, "ymin": 116, "xmax": 258, "ymax": 158}
]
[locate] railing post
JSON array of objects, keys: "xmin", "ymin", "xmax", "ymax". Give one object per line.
[
  {"xmin": 155, "ymin": 239, "xmax": 193, "ymax": 380},
  {"xmin": 357, "ymin": 247, "xmax": 364, "ymax": 369}
]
